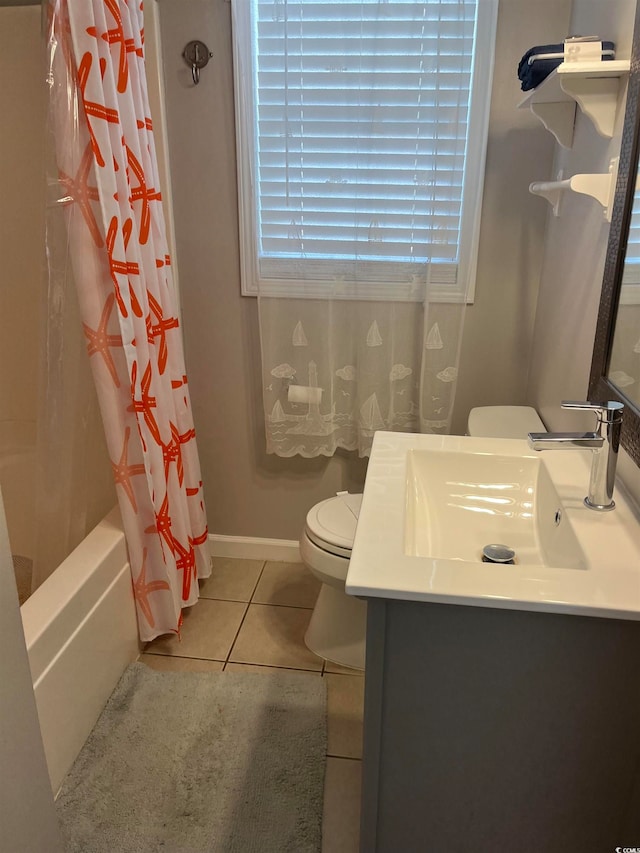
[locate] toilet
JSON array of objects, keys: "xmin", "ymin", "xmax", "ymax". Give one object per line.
[{"xmin": 300, "ymin": 405, "xmax": 546, "ymax": 671}]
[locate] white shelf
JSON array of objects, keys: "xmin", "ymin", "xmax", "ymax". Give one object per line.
[
  {"xmin": 518, "ymin": 60, "xmax": 630, "ymax": 148},
  {"xmin": 529, "ymin": 156, "xmax": 619, "ymax": 221}
]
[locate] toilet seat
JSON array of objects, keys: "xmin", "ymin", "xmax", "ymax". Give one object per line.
[{"xmin": 304, "ymin": 493, "xmax": 362, "ymax": 559}]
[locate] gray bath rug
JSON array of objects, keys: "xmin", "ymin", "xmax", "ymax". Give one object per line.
[{"xmin": 56, "ymin": 662, "xmax": 327, "ymax": 852}]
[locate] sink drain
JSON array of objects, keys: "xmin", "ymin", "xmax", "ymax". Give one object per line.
[{"xmin": 482, "ymin": 544, "xmax": 516, "ymax": 564}]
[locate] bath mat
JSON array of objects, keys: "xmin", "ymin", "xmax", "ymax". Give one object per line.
[{"xmin": 55, "ymin": 662, "xmax": 327, "ymax": 852}]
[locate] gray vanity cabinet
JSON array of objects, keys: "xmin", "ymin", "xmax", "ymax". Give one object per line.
[{"xmin": 360, "ymin": 598, "xmax": 640, "ymax": 853}]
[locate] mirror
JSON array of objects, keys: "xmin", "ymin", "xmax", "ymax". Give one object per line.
[{"xmin": 589, "ymin": 0, "xmax": 640, "ymax": 466}]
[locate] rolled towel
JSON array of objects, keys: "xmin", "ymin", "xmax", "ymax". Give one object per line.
[
  {"xmin": 518, "ymin": 42, "xmax": 563, "ymax": 84},
  {"xmin": 520, "ymin": 56, "xmax": 563, "ymax": 91},
  {"xmin": 518, "ymin": 40, "xmax": 615, "ymax": 91}
]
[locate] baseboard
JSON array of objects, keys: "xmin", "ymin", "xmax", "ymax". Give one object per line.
[{"xmin": 208, "ymin": 534, "xmax": 301, "ymax": 563}]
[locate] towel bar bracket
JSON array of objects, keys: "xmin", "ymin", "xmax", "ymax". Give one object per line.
[{"xmin": 529, "ymin": 157, "xmax": 619, "ymax": 222}]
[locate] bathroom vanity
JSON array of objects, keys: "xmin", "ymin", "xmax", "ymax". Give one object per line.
[
  {"xmin": 348, "ymin": 431, "xmax": 640, "ymax": 853},
  {"xmin": 359, "ymin": 597, "xmax": 640, "ymax": 852}
]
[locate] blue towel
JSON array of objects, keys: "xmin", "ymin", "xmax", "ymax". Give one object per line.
[{"xmin": 518, "ymin": 41, "xmax": 615, "ymax": 91}]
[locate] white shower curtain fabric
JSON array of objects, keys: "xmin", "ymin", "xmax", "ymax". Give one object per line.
[
  {"xmin": 253, "ymin": 0, "xmax": 472, "ymax": 457},
  {"xmin": 47, "ymin": 0, "xmax": 210, "ymax": 641}
]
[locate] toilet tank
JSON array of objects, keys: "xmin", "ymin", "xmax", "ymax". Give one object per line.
[{"xmin": 467, "ymin": 406, "xmax": 545, "ymax": 439}]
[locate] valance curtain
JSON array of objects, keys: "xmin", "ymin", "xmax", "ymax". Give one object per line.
[
  {"xmin": 236, "ymin": 0, "xmax": 486, "ymax": 457},
  {"xmin": 46, "ymin": 0, "xmax": 209, "ymax": 640}
]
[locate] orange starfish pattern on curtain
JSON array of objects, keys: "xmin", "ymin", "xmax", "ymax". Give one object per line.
[{"xmin": 48, "ymin": 0, "xmax": 210, "ymax": 640}]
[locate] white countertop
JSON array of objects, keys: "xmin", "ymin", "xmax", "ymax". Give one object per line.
[{"xmin": 346, "ymin": 432, "xmax": 640, "ymax": 620}]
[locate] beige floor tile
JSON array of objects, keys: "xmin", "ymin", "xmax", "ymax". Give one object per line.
[
  {"xmin": 138, "ymin": 653, "xmax": 224, "ymax": 673},
  {"xmin": 252, "ymin": 561, "xmax": 320, "ymax": 608},
  {"xmin": 322, "ymin": 757, "xmax": 362, "ymax": 853},
  {"xmin": 224, "ymin": 662, "xmax": 322, "ymax": 676},
  {"xmin": 325, "ymin": 660, "xmax": 365, "ymax": 676},
  {"xmin": 229, "ymin": 604, "xmax": 323, "ymax": 670},
  {"xmin": 199, "ymin": 557, "xmax": 264, "ymax": 602},
  {"xmin": 144, "ymin": 599, "xmax": 247, "ymax": 661},
  {"xmin": 326, "ymin": 674, "xmax": 365, "ymax": 759}
]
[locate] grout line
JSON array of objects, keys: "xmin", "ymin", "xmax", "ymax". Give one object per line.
[
  {"xmin": 198, "ymin": 595, "xmax": 256, "ymax": 604},
  {"xmin": 141, "ymin": 650, "xmax": 227, "ymax": 662},
  {"xmin": 324, "ymin": 669, "xmax": 365, "ymax": 678},
  {"xmin": 248, "ymin": 560, "xmax": 267, "ymax": 602},
  {"xmin": 223, "ymin": 661, "xmax": 323, "ymax": 674},
  {"xmin": 224, "ymin": 600, "xmax": 252, "ymax": 664},
  {"xmin": 243, "ymin": 600, "xmax": 316, "ymax": 611}
]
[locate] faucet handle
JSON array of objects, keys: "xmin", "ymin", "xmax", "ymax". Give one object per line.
[{"xmin": 561, "ymin": 400, "xmax": 624, "ymax": 423}]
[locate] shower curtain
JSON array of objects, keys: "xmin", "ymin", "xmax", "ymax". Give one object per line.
[
  {"xmin": 46, "ymin": 0, "xmax": 209, "ymax": 641},
  {"xmin": 235, "ymin": 0, "xmax": 486, "ymax": 458}
]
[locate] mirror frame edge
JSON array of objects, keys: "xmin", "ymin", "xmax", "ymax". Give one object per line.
[{"xmin": 589, "ymin": 1, "xmax": 640, "ymax": 467}]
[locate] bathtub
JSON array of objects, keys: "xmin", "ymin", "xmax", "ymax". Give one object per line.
[{"xmin": 21, "ymin": 507, "xmax": 139, "ymax": 795}]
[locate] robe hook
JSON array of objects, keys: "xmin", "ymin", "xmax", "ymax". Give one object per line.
[{"xmin": 182, "ymin": 40, "xmax": 214, "ymax": 86}]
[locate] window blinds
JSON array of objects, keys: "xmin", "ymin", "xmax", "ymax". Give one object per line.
[{"xmin": 253, "ymin": 0, "xmax": 477, "ymax": 279}]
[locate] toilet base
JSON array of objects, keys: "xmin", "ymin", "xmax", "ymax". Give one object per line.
[{"xmin": 304, "ymin": 583, "xmax": 367, "ymax": 671}]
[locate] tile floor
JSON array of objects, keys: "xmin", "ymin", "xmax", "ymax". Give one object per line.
[{"xmin": 142, "ymin": 557, "xmax": 364, "ymax": 852}]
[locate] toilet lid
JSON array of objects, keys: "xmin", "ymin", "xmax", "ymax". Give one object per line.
[
  {"xmin": 305, "ymin": 493, "xmax": 363, "ymax": 558},
  {"xmin": 467, "ymin": 406, "xmax": 545, "ymax": 439}
]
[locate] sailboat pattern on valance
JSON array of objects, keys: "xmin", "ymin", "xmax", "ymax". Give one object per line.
[{"xmin": 260, "ymin": 298, "xmax": 463, "ymax": 458}]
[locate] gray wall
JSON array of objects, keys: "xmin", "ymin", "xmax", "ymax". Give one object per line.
[
  {"xmin": 160, "ymin": 0, "xmax": 570, "ymax": 539},
  {"xmin": 527, "ymin": 0, "xmax": 640, "ymax": 507}
]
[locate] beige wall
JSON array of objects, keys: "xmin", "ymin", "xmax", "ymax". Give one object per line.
[
  {"xmin": 0, "ymin": 6, "xmax": 43, "ymax": 434},
  {"xmin": 0, "ymin": 4, "xmax": 116, "ymax": 582},
  {"xmin": 0, "ymin": 490, "xmax": 63, "ymax": 851},
  {"xmin": 160, "ymin": 0, "xmax": 570, "ymax": 539},
  {"xmin": 453, "ymin": 0, "xmax": 572, "ymax": 433},
  {"xmin": 527, "ymin": 0, "xmax": 640, "ymax": 506}
]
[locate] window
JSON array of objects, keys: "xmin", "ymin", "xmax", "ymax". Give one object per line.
[{"xmin": 231, "ymin": 0, "xmax": 498, "ymax": 301}]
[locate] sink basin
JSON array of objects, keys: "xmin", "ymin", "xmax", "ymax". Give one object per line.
[
  {"xmin": 346, "ymin": 432, "xmax": 640, "ymax": 620},
  {"xmin": 405, "ymin": 448, "xmax": 586, "ymax": 570}
]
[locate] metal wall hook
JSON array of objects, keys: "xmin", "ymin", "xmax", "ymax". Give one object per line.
[{"xmin": 182, "ymin": 40, "xmax": 213, "ymax": 86}]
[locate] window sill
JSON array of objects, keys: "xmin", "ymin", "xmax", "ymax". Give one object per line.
[{"xmin": 241, "ymin": 278, "xmax": 474, "ymax": 304}]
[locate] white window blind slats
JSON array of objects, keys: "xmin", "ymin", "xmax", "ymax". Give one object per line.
[
  {"xmin": 258, "ymin": 57, "xmax": 474, "ymax": 74},
  {"xmin": 259, "ymin": 170, "xmax": 465, "ymax": 189},
  {"xmin": 260, "ymin": 243, "xmax": 459, "ymax": 262},
  {"xmin": 232, "ymin": 0, "xmax": 497, "ymax": 298},
  {"xmin": 258, "ymin": 137, "xmax": 466, "ymax": 156},
  {"xmin": 262, "ymin": 209, "xmax": 462, "ymax": 225},
  {"xmin": 254, "ymin": 0, "xmax": 474, "ymax": 271},
  {"xmin": 258, "ymin": 6, "xmax": 476, "ymax": 28},
  {"xmin": 259, "ymin": 108, "xmax": 469, "ymax": 124},
  {"xmin": 259, "ymin": 152, "xmax": 466, "ymax": 170}
]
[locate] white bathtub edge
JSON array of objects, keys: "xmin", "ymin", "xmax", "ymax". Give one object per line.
[{"xmin": 21, "ymin": 506, "xmax": 139, "ymax": 795}]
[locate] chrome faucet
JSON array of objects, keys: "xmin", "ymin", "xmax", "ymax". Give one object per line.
[{"xmin": 527, "ymin": 400, "xmax": 624, "ymax": 511}]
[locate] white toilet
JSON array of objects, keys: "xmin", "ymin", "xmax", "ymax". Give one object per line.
[
  {"xmin": 301, "ymin": 492, "xmax": 367, "ymax": 671},
  {"xmin": 300, "ymin": 405, "xmax": 546, "ymax": 671}
]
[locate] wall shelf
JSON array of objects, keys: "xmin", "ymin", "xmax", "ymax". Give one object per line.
[
  {"xmin": 529, "ymin": 156, "xmax": 619, "ymax": 221},
  {"xmin": 518, "ymin": 61, "xmax": 630, "ymax": 148}
]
